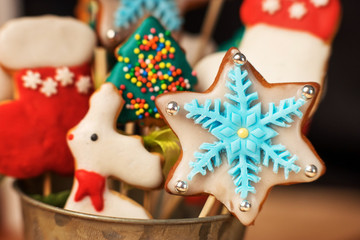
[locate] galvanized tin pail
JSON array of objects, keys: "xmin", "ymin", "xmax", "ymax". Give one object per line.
[{"xmin": 14, "ymin": 180, "xmax": 246, "ymax": 240}]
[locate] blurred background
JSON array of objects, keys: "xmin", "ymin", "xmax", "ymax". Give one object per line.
[{"xmin": 0, "ymin": 0, "xmax": 359, "ymax": 239}]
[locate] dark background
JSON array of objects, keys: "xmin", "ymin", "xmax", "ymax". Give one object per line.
[{"xmin": 22, "ymin": 0, "xmax": 360, "ymax": 188}]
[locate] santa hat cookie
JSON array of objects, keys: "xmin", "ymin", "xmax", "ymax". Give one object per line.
[
  {"xmin": 0, "ymin": 16, "xmax": 96, "ymax": 178},
  {"xmin": 65, "ymin": 83, "xmax": 163, "ymax": 218},
  {"xmin": 156, "ymin": 48, "xmax": 324, "ymax": 225},
  {"xmin": 106, "ymin": 16, "xmax": 197, "ymax": 125},
  {"xmin": 195, "ymin": 0, "xmax": 341, "ymax": 110}
]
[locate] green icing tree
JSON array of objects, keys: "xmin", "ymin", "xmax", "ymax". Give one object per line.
[{"xmin": 107, "ymin": 17, "xmax": 197, "ymax": 124}]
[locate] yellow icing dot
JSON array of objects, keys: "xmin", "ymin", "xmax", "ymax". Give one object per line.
[
  {"xmin": 134, "ymin": 103, "xmax": 139, "ymax": 109},
  {"xmin": 148, "ymin": 64, "xmax": 154, "ymax": 69},
  {"xmin": 124, "ymin": 57, "xmax": 130, "ymax": 63},
  {"xmin": 160, "ymin": 37, "xmax": 165, "ymax": 43},
  {"xmin": 164, "ymin": 74, "xmax": 169, "ymax": 79},
  {"xmin": 117, "ymin": 56, "xmax": 124, "ymax": 62},
  {"xmin": 136, "ymin": 81, "xmax": 142, "ymax": 87},
  {"xmin": 142, "ymin": 39, "xmax": 148, "ymax": 45},
  {"xmin": 131, "ymin": 77, "xmax": 137, "ymax": 83},
  {"xmin": 161, "ymin": 83, "xmax": 167, "ymax": 90},
  {"xmin": 138, "ymin": 54, "xmax": 144, "ymax": 59},
  {"xmin": 144, "ymin": 104, "xmax": 149, "ymax": 109},
  {"xmin": 148, "ymin": 71, "xmax": 153, "ymax": 76},
  {"xmin": 135, "ymin": 34, "xmax": 141, "ymax": 40},
  {"xmin": 237, "ymin": 128, "xmax": 249, "ymax": 139},
  {"xmin": 159, "ymin": 62, "xmax": 165, "ymax": 69},
  {"xmin": 135, "ymin": 111, "xmax": 140, "ymax": 116},
  {"xmin": 125, "ymin": 73, "xmax": 131, "ymax": 79},
  {"xmin": 134, "ymin": 48, "xmax": 140, "ymax": 54},
  {"xmin": 148, "ymin": 54, "xmax": 154, "ymax": 60},
  {"xmin": 165, "ymin": 40, "xmax": 171, "ymax": 46},
  {"xmin": 166, "ymin": 63, "xmax": 172, "ymax": 68},
  {"xmin": 151, "ymin": 79, "xmax": 157, "ymax": 84},
  {"xmin": 169, "ymin": 47, "xmax": 176, "ymax": 53},
  {"xmin": 139, "ymin": 109, "xmax": 144, "ymax": 114},
  {"xmin": 155, "ymin": 113, "xmax": 160, "ymax": 119},
  {"xmin": 161, "ymin": 49, "xmax": 168, "ymax": 55},
  {"xmin": 168, "ymin": 76, "xmax": 174, "ymax": 82}
]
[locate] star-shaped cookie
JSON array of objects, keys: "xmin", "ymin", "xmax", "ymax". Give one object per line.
[{"xmin": 156, "ymin": 48, "xmax": 324, "ymax": 225}]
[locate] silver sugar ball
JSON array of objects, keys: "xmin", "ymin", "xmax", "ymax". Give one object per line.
[
  {"xmin": 175, "ymin": 180, "xmax": 188, "ymax": 194},
  {"xmin": 239, "ymin": 200, "xmax": 251, "ymax": 212},
  {"xmin": 233, "ymin": 52, "xmax": 247, "ymax": 65},
  {"xmin": 106, "ymin": 29, "xmax": 118, "ymax": 41},
  {"xmin": 301, "ymin": 85, "xmax": 316, "ymax": 100},
  {"xmin": 305, "ymin": 164, "xmax": 318, "ymax": 178},
  {"xmin": 166, "ymin": 101, "xmax": 180, "ymax": 116}
]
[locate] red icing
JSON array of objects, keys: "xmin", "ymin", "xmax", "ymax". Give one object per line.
[
  {"xmin": 75, "ymin": 169, "xmax": 105, "ymax": 212},
  {"xmin": 240, "ymin": 0, "xmax": 341, "ymax": 41},
  {"xmin": 0, "ymin": 64, "xmax": 93, "ymax": 178}
]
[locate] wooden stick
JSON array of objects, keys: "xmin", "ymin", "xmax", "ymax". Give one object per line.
[
  {"xmin": 43, "ymin": 172, "xmax": 52, "ymax": 196},
  {"xmin": 193, "ymin": 0, "xmax": 226, "ymax": 63},
  {"xmin": 198, "ymin": 195, "xmax": 216, "ymax": 218},
  {"xmin": 94, "ymin": 47, "xmax": 107, "ymax": 89},
  {"xmin": 159, "ymin": 193, "xmax": 183, "ymax": 219},
  {"xmin": 221, "ymin": 205, "xmax": 229, "ymax": 215}
]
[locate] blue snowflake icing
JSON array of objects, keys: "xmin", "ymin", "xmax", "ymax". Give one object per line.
[
  {"xmin": 114, "ymin": 0, "xmax": 182, "ymax": 31},
  {"xmin": 184, "ymin": 65, "xmax": 305, "ymax": 199}
]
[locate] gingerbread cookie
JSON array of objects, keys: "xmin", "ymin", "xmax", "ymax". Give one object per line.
[
  {"xmin": 106, "ymin": 16, "xmax": 197, "ymax": 125},
  {"xmin": 0, "ymin": 16, "xmax": 96, "ymax": 178},
  {"xmin": 65, "ymin": 83, "xmax": 163, "ymax": 218},
  {"xmin": 156, "ymin": 48, "xmax": 324, "ymax": 225},
  {"xmin": 195, "ymin": 0, "xmax": 341, "ymax": 112}
]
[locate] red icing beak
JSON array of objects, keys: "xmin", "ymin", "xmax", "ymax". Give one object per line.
[{"xmin": 68, "ymin": 133, "xmax": 74, "ymax": 141}]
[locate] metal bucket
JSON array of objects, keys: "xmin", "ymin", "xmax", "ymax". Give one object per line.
[{"xmin": 14, "ymin": 180, "xmax": 246, "ymax": 240}]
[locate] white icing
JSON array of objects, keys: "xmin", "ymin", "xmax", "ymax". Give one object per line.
[
  {"xmin": 0, "ymin": 16, "xmax": 96, "ymax": 69},
  {"xmin": 157, "ymin": 49, "xmax": 324, "ymax": 225},
  {"xmin": 76, "ymin": 75, "xmax": 92, "ymax": 94},
  {"xmin": 310, "ymin": 0, "xmax": 329, "ymax": 7},
  {"xmin": 55, "ymin": 67, "xmax": 74, "ymax": 86},
  {"xmin": 68, "ymin": 83, "xmax": 163, "ymax": 189},
  {"xmin": 65, "ymin": 180, "xmax": 151, "ymax": 219},
  {"xmin": 288, "ymin": 2, "xmax": 307, "ymax": 19},
  {"xmin": 40, "ymin": 77, "xmax": 57, "ymax": 97},
  {"xmin": 262, "ymin": 0, "xmax": 281, "ymax": 15},
  {"xmin": 194, "ymin": 24, "xmax": 330, "ymax": 92},
  {"xmin": 22, "ymin": 70, "xmax": 42, "ymax": 90}
]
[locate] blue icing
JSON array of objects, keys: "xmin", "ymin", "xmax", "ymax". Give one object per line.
[
  {"xmin": 114, "ymin": 0, "xmax": 182, "ymax": 31},
  {"xmin": 184, "ymin": 65, "xmax": 305, "ymax": 199}
]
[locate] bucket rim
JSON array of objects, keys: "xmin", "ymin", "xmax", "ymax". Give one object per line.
[{"xmin": 13, "ymin": 179, "xmax": 233, "ymax": 225}]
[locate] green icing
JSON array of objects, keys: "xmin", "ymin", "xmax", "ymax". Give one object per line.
[{"xmin": 106, "ymin": 16, "xmax": 197, "ymax": 124}]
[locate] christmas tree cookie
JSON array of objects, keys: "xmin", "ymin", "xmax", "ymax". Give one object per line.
[
  {"xmin": 65, "ymin": 83, "xmax": 163, "ymax": 218},
  {"xmin": 0, "ymin": 16, "xmax": 96, "ymax": 178},
  {"xmin": 106, "ymin": 16, "xmax": 197, "ymax": 125},
  {"xmin": 156, "ymin": 48, "xmax": 324, "ymax": 225}
]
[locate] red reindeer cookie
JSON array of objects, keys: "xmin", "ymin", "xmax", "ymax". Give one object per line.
[
  {"xmin": 0, "ymin": 16, "xmax": 96, "ymax": 178},
  {"xmin": 156, "ymin": 48, "xmax": 324, "ymax": 225}
]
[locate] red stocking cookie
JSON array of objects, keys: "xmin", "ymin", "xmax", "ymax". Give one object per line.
[
  {"xmin": 156, "ymin": 48, "xmax": 324, "ymax": 225},
  {"xmin": 195, "ymin": 0, "xmax": 341, "ymax": 114},
  {"xmin": 0, "ymin": 16, "xmax": 96, "ymax": 178}
]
